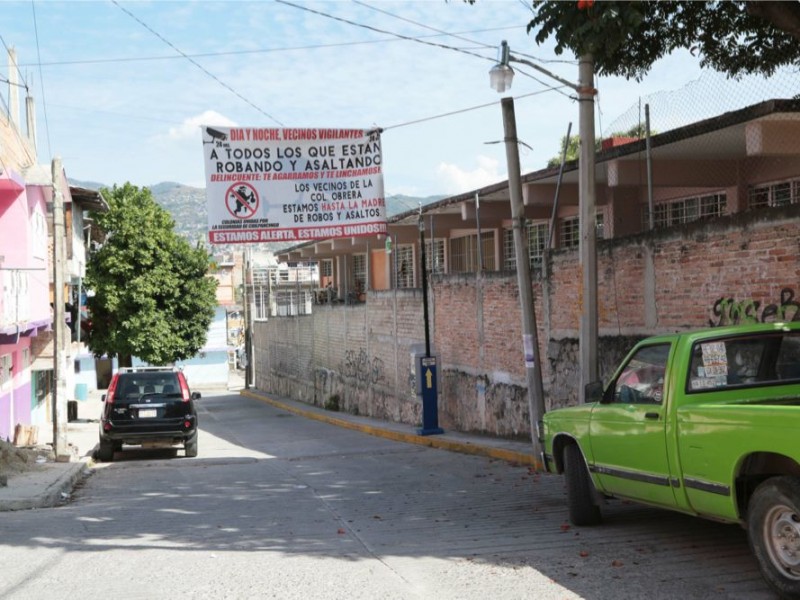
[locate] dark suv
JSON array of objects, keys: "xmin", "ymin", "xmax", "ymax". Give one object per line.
[{"xmin": 97, "ymin": 367, "xmax": 200, "ymax": 461}]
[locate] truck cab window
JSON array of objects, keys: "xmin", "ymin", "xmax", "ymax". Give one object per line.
[{"xmin": 613, "ymin": 343, "xmax": 670, "ymax": 404}]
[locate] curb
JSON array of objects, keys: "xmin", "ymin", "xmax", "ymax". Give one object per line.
[
  {"xmin": 0, "ymin": 459, "xmax": 92, "ymax": 512},
  {"xmin": 241, "ymin": 390, "xmax": 539, "ymax": 467}
]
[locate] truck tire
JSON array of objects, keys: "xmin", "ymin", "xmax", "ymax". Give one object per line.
[
  {"xmin": 96, "ymin": 438, "xmax": 114, "ymax": 462},
  {"xmin": 564, "ymin": 443, "xmax": 602, "ymax": 526},
  {"xmin": 747, "ymin": 477, "xmax": 800, "ymax": 598}
]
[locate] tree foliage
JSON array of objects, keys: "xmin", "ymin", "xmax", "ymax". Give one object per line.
[
  {"xmin": 528, "ymin": 1, "xmax": 800, "ymax": 80},
  {"xmin": 85, "ymin": 183, "xmax": 218, "ymax": 365},
  {"xmin": 546, "ymin": 124, "xmax": 654, "ymax": 167}
]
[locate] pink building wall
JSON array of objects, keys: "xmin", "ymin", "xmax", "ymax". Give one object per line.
[{"xmin": 0, "ymin": 168, "xmax": 52, "ymax": 441}]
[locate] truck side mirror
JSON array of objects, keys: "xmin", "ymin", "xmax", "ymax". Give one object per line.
[{"xmin": 584, "ymin": 380, "xmax": 604, "ymax": 403}]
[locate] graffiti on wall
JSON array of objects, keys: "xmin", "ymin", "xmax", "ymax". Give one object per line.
[
  {"xmin": 710, "ymin": 287, "xmax": 800, "ymax": 326},
  {"xmin": 340, "ymin": 348, "xmax": 386, "ymax": 384}
]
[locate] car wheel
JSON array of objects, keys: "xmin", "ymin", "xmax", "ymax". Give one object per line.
[
  {"xmin": 563, "ymin": 443, "xmax": 602, "ymax": 526},
  {"xmin": 184, "ymin": 436, "xmax": 198, "ymax": 458},
  {"xmin": 97, "ymin": 438, "xmax": 115, "ymax": 462},
  {"xmin": 747, "ymin": 477, "xmax": 800, "ymax": 598}
]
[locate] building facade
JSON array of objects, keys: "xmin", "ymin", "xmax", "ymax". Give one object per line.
[{"xmin": 257, "ymin": 99, "xmax": 800, "ymax": 439}]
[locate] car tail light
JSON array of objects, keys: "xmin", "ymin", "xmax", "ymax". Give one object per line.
[
  {"xmin": 184, "ymin": 420, "xmax": 192, "ymax": 428},
  {"xmin": 178, "ymin": 373, "xmax": 191, "ymax": 403},
  {"xmin": 103, "ymin": 422, "xmax": 112, "ymax": 432},
  {"xmin": 106, "ymin": 376, "xmax": 119, "ymax": 404}
]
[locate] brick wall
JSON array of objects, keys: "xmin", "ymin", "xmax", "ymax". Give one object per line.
[{"xmin": 254, "ymin": 204, "xmax": 800, "ymax": 439}]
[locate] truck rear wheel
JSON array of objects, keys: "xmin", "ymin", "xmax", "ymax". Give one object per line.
[
  {"xmin": 748, "ymin": 477, "xmax": 800, "ymax": 598},
  {"xmin": 564, "ymin": 443, "xmax": 602, "ymax": 526}
]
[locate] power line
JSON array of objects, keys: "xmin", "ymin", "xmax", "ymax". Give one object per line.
[
  {"xmin": 31, "ymin": 0, "xmax": 52, "ymax": 161},
  {"xmin": 383, "ymin": 87, "xmax": 569, "ymax": 132},
  {"xmin": 111, "ymin": 0, "xmax": 284, "ymax": 127},
  {"xmin": 278, "ymin": 0, "xmax": 572, "ymax": 99},
  {"xmin": 353, "ymin": 0, "xmax": 496, "ymax": 50},
  {"xmin": 12, "ymin": 26, "xmax": 521, "ymax": 68},
  {"xmin": 276, "ymin": 0, "xmax": 495, "ymax": 65}
]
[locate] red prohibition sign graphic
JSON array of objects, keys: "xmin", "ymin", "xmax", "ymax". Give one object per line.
[{"xmin": 225, "ymin": 182, "xmax": 260, "ymax": 220}]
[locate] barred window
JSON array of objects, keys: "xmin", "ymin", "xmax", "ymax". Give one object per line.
[
  {"xmin": 353, "ymin": 253, "xmax": 367, "ymax": 290},
  {"xmin": 748, "ymin": 178, "xmax": 800, "ymax": 209},
  {"xmin": 450, "ymin": 232, "xmax": 495, "ymax": 273},
  {"xmin": 504, "ymin": 222, "xmax": 549, "ymax": 270},
  {"xmin": 320, "ymin": 259, "xmax": 333, "ymax": 277},
  {"xmin": 561, "ymin": 217, "xmax": 580, "ymax": 248},
  {"xmin": 425, "ymin": 238, "xmax": 446, "ymax": 274},
  {"xmin": 395, "ymin": 245, "xmax": 414, "ymax": 288},
  {"xmin": 649, "ymin": 192, "xmax": 727, "ymax": 229}
]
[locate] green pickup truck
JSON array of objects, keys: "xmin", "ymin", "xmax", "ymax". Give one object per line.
[{"xmin": 543, "ymin": 322, "xmax": 800, "ymax": 597}]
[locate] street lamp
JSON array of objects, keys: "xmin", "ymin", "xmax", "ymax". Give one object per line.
[{"xmin": 490, "ymin": 41, "xmax": 599, "ymax": 463}]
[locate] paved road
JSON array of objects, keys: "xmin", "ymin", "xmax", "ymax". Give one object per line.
[{"xmin": 0, "ymin": 391, "xmax": 777, "ymax": 599}]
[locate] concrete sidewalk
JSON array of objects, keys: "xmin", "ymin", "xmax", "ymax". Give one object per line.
[
  {"xmin": 0, "ymin": 394, "xmax": 100, "ymax": 512},
  {"xmin": 240, "ymin": 387, "xmax": 538, "ymax": 467},
  {"xmin": 0, "ymin": 380, "xmax": 538, "ymax": 512}
]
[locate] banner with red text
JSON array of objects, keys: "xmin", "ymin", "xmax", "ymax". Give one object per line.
[{"xmin": 202, "ymin": 126, "xmax": 386, "ymax": 244}]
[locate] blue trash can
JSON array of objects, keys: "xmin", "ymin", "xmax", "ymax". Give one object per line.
[{"xmin": 75, "ymin": 383, "xmax": 89, "ymax": 401}]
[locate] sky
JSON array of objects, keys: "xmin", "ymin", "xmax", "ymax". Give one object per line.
[{"xmin": 0, "ymin": 0, "xmax": 773, "ymax": 198}]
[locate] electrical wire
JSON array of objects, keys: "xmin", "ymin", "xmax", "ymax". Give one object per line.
[
  {"xmin": 12, "ymin": 26, "xmax": 521, "ymax": 68},
  {"xmin": 31, "ymin": 0, "xmax": 53, "ymax": 160},
  {"xmin": 276, "ymin": 0, "xmax": 494, "ymax": 65},
  {"xmin": 278, "ymin": 0, "xmax": 573, "ymax": 99},
  {"xmin": 382, "ymin": 87, "xmax": 569, "ymax": 132},
  {"xmin": 111, "ymin": 0, "xmax": 284, "ymax": 127},
  {"xmin": 353, "ymin": 0, "xmax": 497, "ymax": 50}
]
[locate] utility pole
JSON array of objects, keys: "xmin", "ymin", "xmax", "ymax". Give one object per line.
[
  {"xmin": 501, "ymin": 97, "xmax": 546, "ymax": 468},
  {"xmin": 52, "ymin": 157, "xmax": 68, "ymax": 458},
  {"xmin": 578, "ymin": 55, "xmax": 599, "ymax": 390},
  {"xmin": 242, "ymin": 248, "xmax": 252, "ymax": 389}
]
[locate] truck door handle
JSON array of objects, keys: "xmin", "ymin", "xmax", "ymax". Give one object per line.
[{"xmin": 645, "ymin": 412, "xmax": 659, "ymax": 420}]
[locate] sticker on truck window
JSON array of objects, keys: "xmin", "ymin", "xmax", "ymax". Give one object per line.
[
  {"xmin": 688, "ymin": 342, "xmax": 730, "ymax": 390},
  {"xmin": 700, "ymin": 342, "xmax": 729, "ymax": 376}
]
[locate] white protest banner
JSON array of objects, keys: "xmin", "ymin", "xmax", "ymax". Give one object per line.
[{"xmin": 201, "ymin": 126, "xmax": 387, "ymax": 244}]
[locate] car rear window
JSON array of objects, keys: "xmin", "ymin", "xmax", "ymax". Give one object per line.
[{"xmin": 116, "ymin": 372, "xmax": 182, "ymax": 398}]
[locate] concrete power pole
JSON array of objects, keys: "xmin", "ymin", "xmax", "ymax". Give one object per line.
[
  {"xmin": 501, "ymin": 97, "xmax": 546, "ymax": 468},
  {"xmin": 578, "ymin": 55, "xmax": 599, "ymax": 392},
  {"xmin": 52, "ymin": 157, "xmax": 69, "ymax": 458}
]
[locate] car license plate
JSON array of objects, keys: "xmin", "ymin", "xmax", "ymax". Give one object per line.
[{"xmin": 139, "ymin": 409, "xmax": 157, "ymax": 418}]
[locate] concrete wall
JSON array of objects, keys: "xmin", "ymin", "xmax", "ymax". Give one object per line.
[{"xmin": 254, "ymin": 204, "xmax": 800, "ymax": 440}]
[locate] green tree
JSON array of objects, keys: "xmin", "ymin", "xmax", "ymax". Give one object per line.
[
  {"xmin": 85, "ymin": 183, "xmax": 217, "ymax": 365},
  {"xmin": 546, "ymin": 124, "xmax": 656, "ymax": 167},
  {"xmin": 527, "ymin": 1, "xmax": 800, "ymax": 80}
]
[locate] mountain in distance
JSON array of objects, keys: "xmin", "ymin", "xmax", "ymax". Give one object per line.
[{"xmin": 69, "ymin": 179, "xmax": 445, "ymax": 251}]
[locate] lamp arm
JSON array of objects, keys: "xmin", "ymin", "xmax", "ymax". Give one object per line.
[{"xmin": 507, "ymin": 53, "xmax": 581, "ymax": 92}]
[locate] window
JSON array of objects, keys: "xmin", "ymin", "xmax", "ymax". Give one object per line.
[
  {"xmin": 687, "ymin": 331, "xmax": 800, "ymax": 392},
  {"xmin": 353, "ymin": 253, "xmax": 367, "ymax": 291},
  {"xmin": 450, "ymin": 232, "xmax": 495, "ymax": 273},
  {"xmin": 425, "ymin": 238, "xmax": 446, "ymax": 274},
  {"xmin": 596, "ymin": 212, "xmax": 605, "ymax": 240},
  {"xmin": 395, "ymin": 246, "xmax": 414, "ymax": 288},
  {"xmin": 613, "ymin": 343, "xmax": 671, "ymax": 404},
  {"xmin": 320, "ymin": 259, "xmax": 333, "ymax": 277},
  {"xmin": 505, "ymin": 222, "xmax": 555, "ymax": 270},
  {"xmin": 748, "ymin": 178, "xmax": 800, "ymax": 210},
  {"xmin": 560, "ymin": 217, "xmax": 579, "ymax": 249},
  {"xmin": 0, "ymin": 354, "xmax": 11, "ymax": 387},
  {"xmin": 650, "ymin": 193, "xmax": 727, "ymax": 229}
]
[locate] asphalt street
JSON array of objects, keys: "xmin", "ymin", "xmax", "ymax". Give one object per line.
[{"xmin": 0, "ymin": 388, "xmax": 778, "ymax": 599}]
